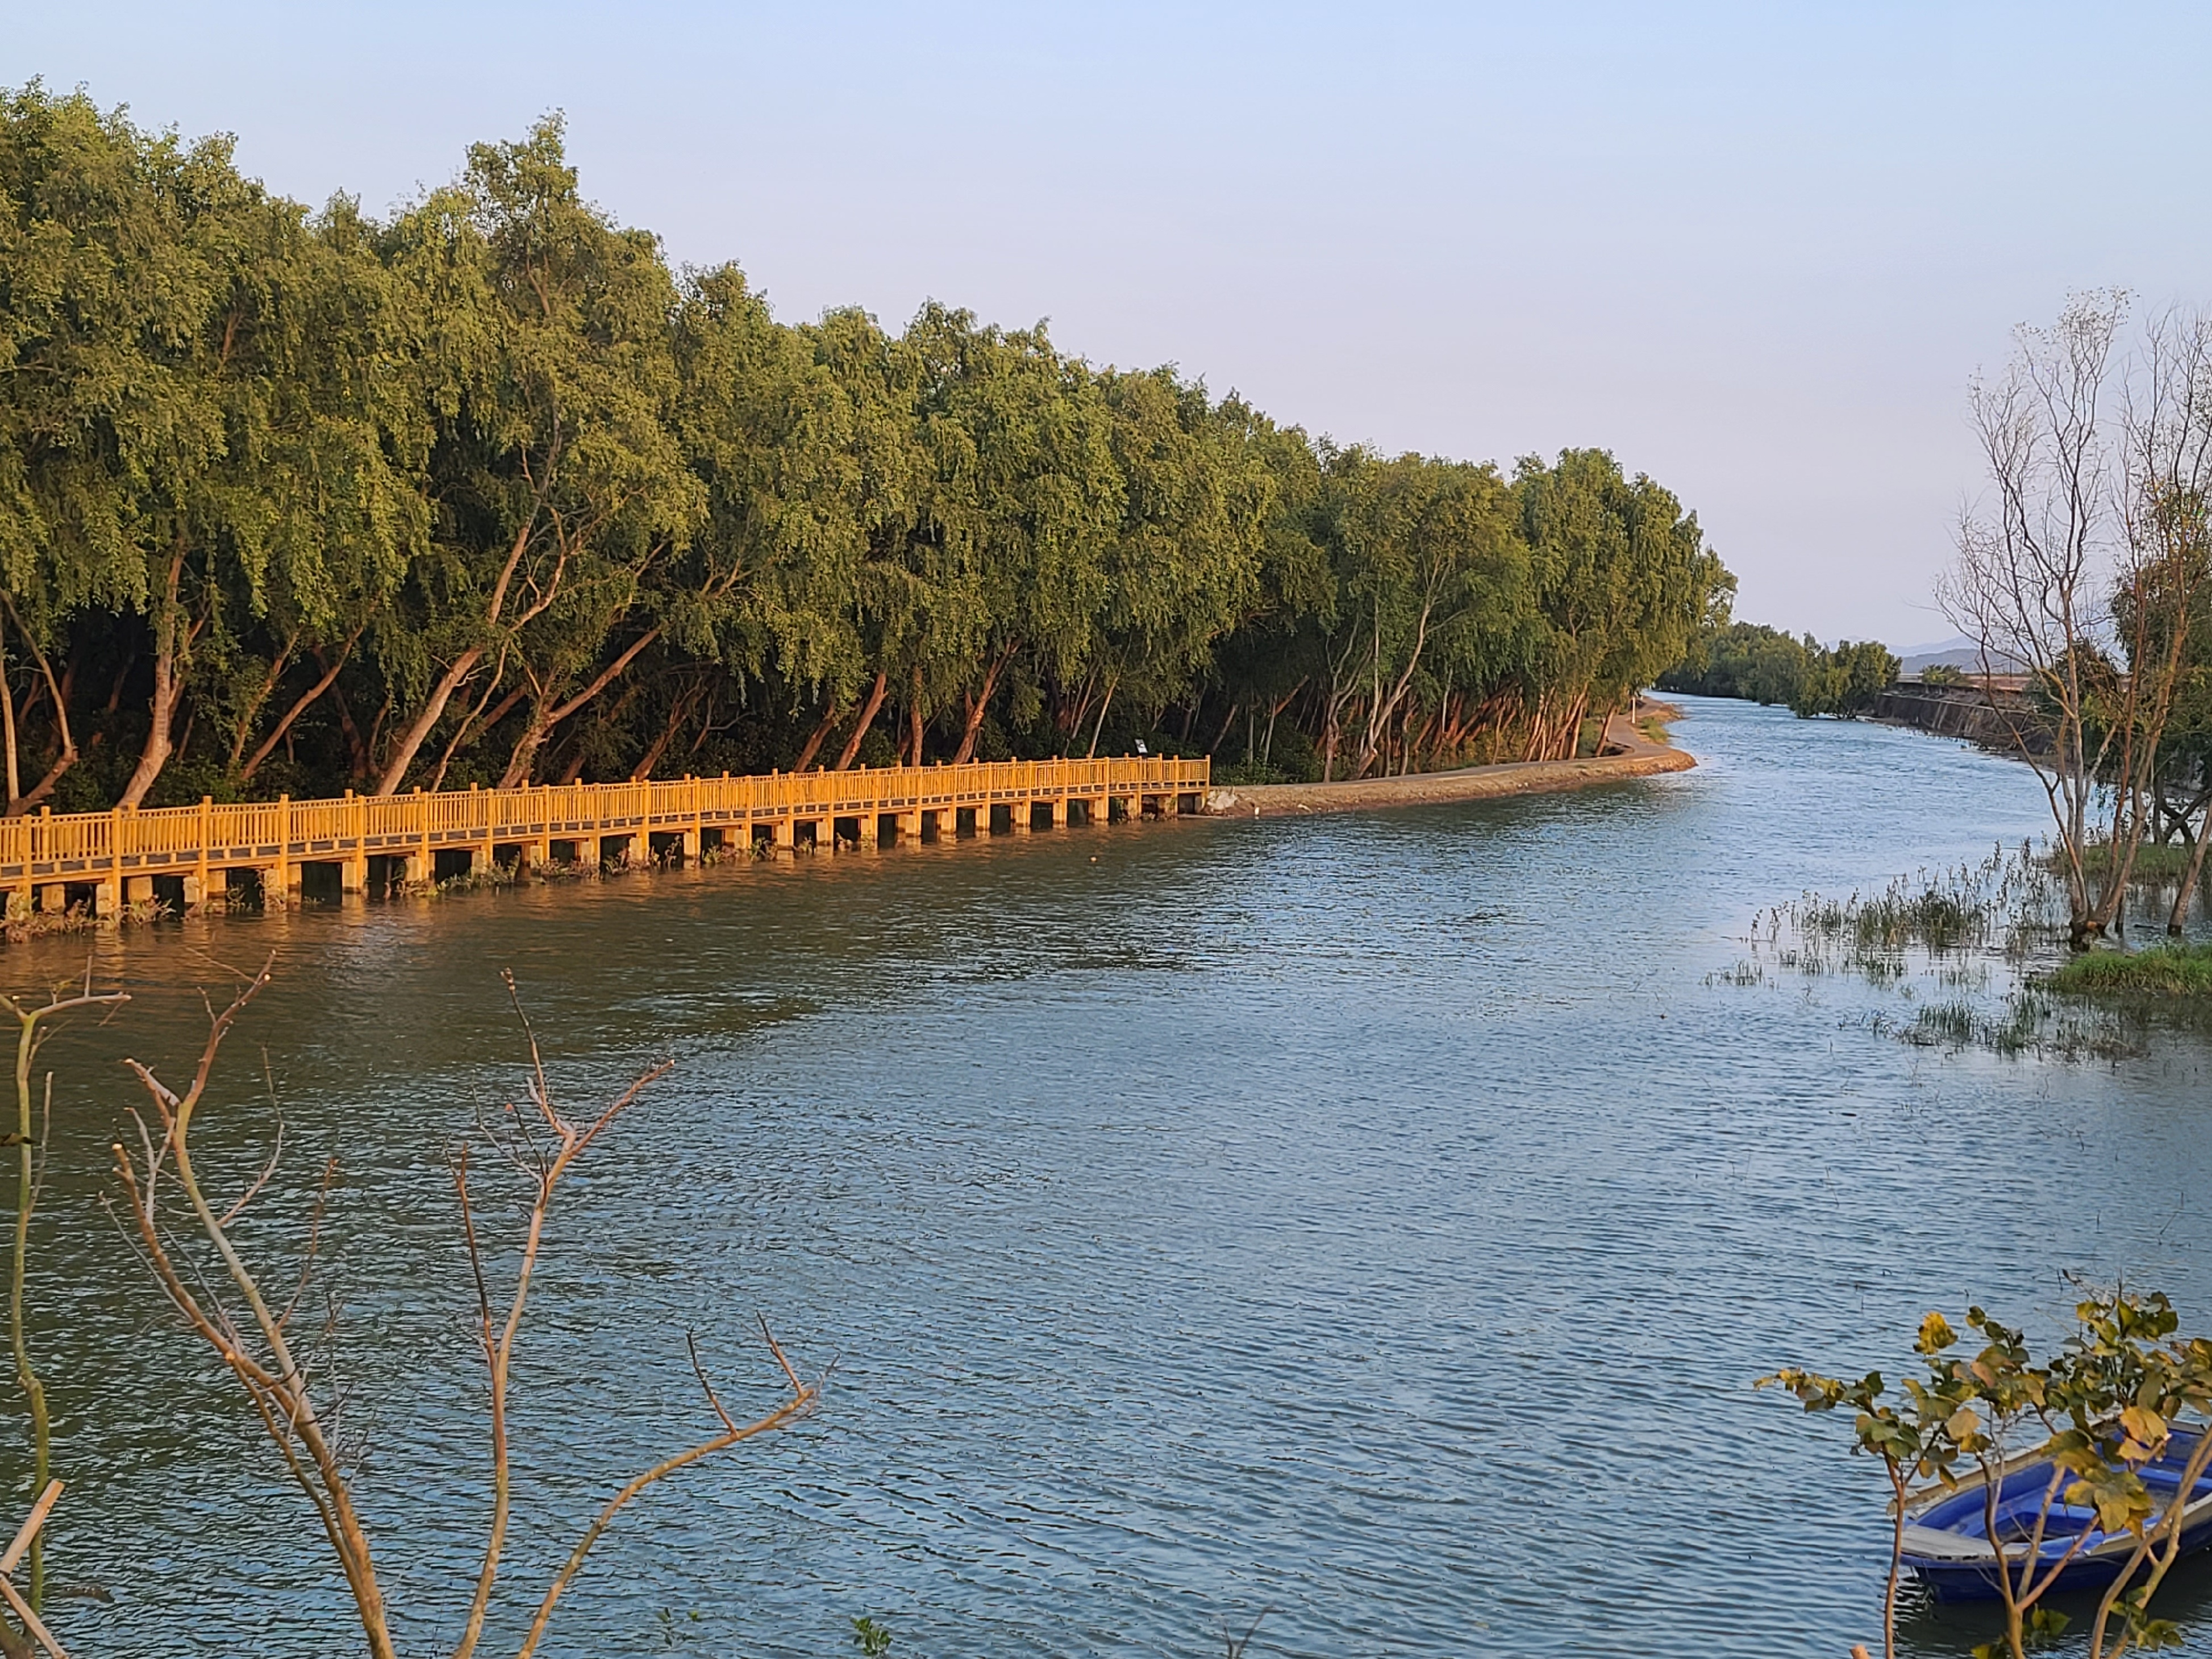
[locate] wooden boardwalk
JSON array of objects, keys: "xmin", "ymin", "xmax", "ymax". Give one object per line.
[{"xmin": 0, "ymin": 756, "xmax": 1211, "ymax": 917}]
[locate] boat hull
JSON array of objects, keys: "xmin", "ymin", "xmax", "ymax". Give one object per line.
[{"xmin": 1901, "ymin": 1432, "xmax": 2212, "ymax": 1604}]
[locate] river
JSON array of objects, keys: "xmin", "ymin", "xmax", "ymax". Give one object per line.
[{"xmin": 10, "ymin": 694, "xmax": 2212, "ymax": 1658}]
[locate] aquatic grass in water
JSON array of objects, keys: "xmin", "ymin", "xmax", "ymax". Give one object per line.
[
  {"xmin": 1735, "ymin": 843, "xmax": 2145, "ymax": 1059},
  {"xmin": 1889, "ymin": 990, "xmax": 2134, "ymax": 1061},
  {"xmin": 1704, "ymin": 959, "xmax": 1765, "ymax": 987},
  {"xmin": 1756, "ymin": 844, "xmax": 2065, "ymax": 985}
]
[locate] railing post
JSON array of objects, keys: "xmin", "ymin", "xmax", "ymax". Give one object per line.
[
  {"xmin": 469, "ymin": 781, "xmax": 490, "ymax": 875},
  {"xmin": 99, "ymin": 806, "xmax": 122, "ymax": 919},
  {"xmin": 193, "ymin": 797, "xmax": 212, "ymax": 910},
  {"xmin": 269, "ymin": 794, "xmax": 296, "ymax": 907},
  {"xmin": 341, "ymin": 790, "xmax": 368, "ymax": 895},
  {"xmin": 5, "ymin": 808, "xmax": 25, "ymax": 919}
]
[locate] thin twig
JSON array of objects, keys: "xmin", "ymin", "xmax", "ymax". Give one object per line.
[
  {"xmin": 216, "ymin": 1116, "xmax": 285, "ymax": 1229},
  {"xmin": 513, "ymin": 1334, "xmax": 818, "ymax": 1659}
]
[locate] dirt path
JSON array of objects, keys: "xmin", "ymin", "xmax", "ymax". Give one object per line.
[{"xmin": 1196, "ymin": 703, "xmax": 1694, "ymax": 818}]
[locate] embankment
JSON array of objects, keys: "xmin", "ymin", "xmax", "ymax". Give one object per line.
[
  {"xmin": 1199, "ymin": 706, "xmax": 1694, "ymax": 819},
  {"xmin": 1871, "ymin": 679, "xmax": 2046, "ymax": 755}
]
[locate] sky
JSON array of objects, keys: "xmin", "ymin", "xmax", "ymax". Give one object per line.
[{"xmin": 10, "ymin": 0, "xmax": 2212, "ymax": 645}]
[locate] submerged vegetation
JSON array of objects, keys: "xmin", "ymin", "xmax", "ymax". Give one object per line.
[
  {"xmin": 1753, "ymin": 847, "xmax": 2060, "ymax": 982},
  {"xmin": 0, "ymin": 83, "xmax": 1729, "ymax": 812},
  {"xmin": 1727, "ymin": 842, "xmax": 2212, "ymax": 1058}
]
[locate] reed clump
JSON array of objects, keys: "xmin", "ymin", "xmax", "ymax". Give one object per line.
[
  {"xmin": 1763, "ymin": 843, "xmax": 2062, "ymax": 985},
  {"xmin": 1734, "ymin": 843, "xmax": 2168, "ymax": 1058},
  {"xmin": 1889, "ymin": 991, "xmax": 2132, "ymax": 1061}
]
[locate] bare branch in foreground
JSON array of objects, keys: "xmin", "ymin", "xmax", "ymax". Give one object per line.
[
  {"xmin": 514, "ymin": 1329, "xmax": 819, "ymax": 1659},
  {"xmin": 0, "ymin": 1481, "xmax": 70, "ymax": 1657},
  {"xmin": 5, "ymin": 976, "xmax": 129, "ymax": 1616},
  {"xmin": 111, "ymin": 964, "xmax": 813, "ymax": 1659}
]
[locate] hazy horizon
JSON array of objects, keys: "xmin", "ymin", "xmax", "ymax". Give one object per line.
[{"xmin": 13, "ymin": 0, "xmax": 2212, "ymax": 643}]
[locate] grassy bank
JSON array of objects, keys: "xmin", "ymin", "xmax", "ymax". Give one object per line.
[{"xmin": 2048, "ymin": 943, "xmax": 2212, "ymax": 997}]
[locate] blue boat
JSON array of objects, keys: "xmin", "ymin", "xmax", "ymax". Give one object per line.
[{"xmin": 1901, "ymin": 1428, "xmax": 2212, "ymax": 1602}]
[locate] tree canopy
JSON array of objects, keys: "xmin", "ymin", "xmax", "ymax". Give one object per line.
[
  {"xmin": 1658, "ymin": 622, "xmax": 1898, "ymax": 719},
  {"xmin": 0, "ymin": 85, "xmax": 1734, "ymax": 807}
]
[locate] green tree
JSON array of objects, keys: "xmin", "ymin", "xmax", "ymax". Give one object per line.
[
  {"xmin": 908, "ymin": 307, "xmax": 1122, "ymax": 764},
  {"xmin": 1515, "ymin": 449, "xmax": 1724, "ymax": 761},
  {"xmin": 1789, "ymin": 639, "xmax": 1899, "ymax": 717},
  {"xmin": 370, "ymin": 116, "xmax": 698, "ymax": 795},
  {"xmin": 1, "ymin": 86, "xmax": 1742, "ymax": 804},
  {"xmin": 1314, "ymin": 449, "xmax": 1524, "ymax": 780}
]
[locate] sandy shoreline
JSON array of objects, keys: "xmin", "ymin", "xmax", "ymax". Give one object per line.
[{"xmin": 1197, "ymin": 702, "xmax": 1694, "ymax": 818}]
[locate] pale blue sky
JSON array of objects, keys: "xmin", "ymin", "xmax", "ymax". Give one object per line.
[{"xmin": 11, "ymin": 1, "xmax": 2211, "ymax": 643}]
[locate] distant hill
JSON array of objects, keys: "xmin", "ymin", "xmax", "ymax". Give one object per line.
[{"xmin": 1893, "ymin": 635, "xmax": 2025, "ymax": 674}]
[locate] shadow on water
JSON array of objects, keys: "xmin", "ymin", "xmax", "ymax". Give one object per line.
[{"xmin": 1898, "ymin": 1552, "xmax": 2212, "ymax": 1656}]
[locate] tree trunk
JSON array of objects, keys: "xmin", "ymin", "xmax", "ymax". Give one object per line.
[
  {"xmin": 238, "ymin": 633, "xmax": 360, "ymax": 785},
  {"xmin": 0, "ymin": 613, "xmax": 74, "ymax": 819},
  {"xmin": 330, "ymin": 681, "xmax": 370, "ymax": 786},
  {"xmin": 833, "ymin": 670, "xmax": 890, "ymax": 770},
  {"xmin": 1553, "ymin": 691, "xmax": 1589, "ymax": 760},
  {"xmin": 906, "ymin": 668, "xmax": 924, "ymax": 766},
  {"xmin": 1086, "ymin": 674, "xmax": 1118, "ymax": 758},
  {"xmin": 951, "ymin": 644, "xmax": 1017, "ymax": 765},
  {"xmin": 2171, "ymin": 791, "xmax": 2212, "ymax": 933},
  {"xmin": 227, "ymin": 628, "xmax": 302, "ymax": 772},
  {"xmin": 629, "ymin": 690, "xmax": 695, "ymax": 782},
  {"xmin": 1209, "ymin": 701, "xmax": 1238, "ymax": 757},
  {"xmin": 790, "ymin": 702, "xmax": 840, "ymax": 773},
  {"xmin": 495, "ymin": 628, "xmax": 664, "ymax": 791},
  {"xmin": 373, "ymin": 501, "xmax": 560, "ymax": 796},
  {"xmin": 117, "ymin": 546, "xmax": 191, "ymax": 810},
  {"xmin": 432, "ymin": 685, "xmax": 523, "ymax": 793},
  {"xmin": 0, "ymin": 637, "xmax": 17, "ymax": 807},
  {"xmin": 374, "ymin": 647, "xmax": 484, "ymax": 796},
  {"xmin": 1058, "ymin": 668, "xmax": 1101, "ymax": 742},
  {"xmin": 1258, "ymin": 683, "xmax": 1301, "ymax": 775}
]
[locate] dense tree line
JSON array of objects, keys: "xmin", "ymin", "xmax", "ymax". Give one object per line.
[
  {"xmin": 0, "ymin": 87, "xmax": 1731, "ymax": 810},
  {"xmin": 1657, "ymin": 622, "xmax": 1897, "ymax": 718}
]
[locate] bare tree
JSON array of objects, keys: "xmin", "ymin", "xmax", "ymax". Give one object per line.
[
  {"xmin": 1943, "ymin": 294, "xmax": 2212, "ymax": 947},
  {"xmin": 2, "ymin": 978, "xmax": 127, "ymax": 1622},
  {"xmin": 109, "ymin": 960, "xmax": 817, "ymax": 1659},
  {"xmin": 2123, "ymin": 312, "xmax": 2212, "ymax": 930}
]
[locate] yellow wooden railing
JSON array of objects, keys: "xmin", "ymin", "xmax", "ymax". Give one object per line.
[{"xmin": 0, "ymin": 755, "xmax": 1211, "ymax": 912}]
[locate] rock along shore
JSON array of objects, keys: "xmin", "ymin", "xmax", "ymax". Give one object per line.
[{"xmin": 1196, "ymin": 703, "xmax": 1694, "ymax": 819}]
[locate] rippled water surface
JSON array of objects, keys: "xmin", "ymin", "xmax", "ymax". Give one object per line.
[{"xmin": 14, "ymin": 697, "xmax": 2212, "ymax": 1658}]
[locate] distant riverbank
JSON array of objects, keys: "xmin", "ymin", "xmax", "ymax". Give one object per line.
[{"xmin": 1198, "ymin": 701, "xmax": 1694, "ymax": 818}]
